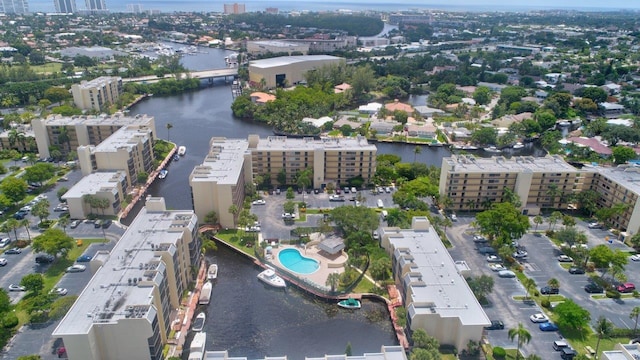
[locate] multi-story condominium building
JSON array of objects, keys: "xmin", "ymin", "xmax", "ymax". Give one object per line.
[
  {"xmin": 0, "ymin": 0, "xmax": 28, "ymax": 13},
  {"xmin": 206, "ymin": 346, "xmax": 407, "ymax": 360},
  {"xmin": 62, "ymin": 171, "xmax": 127, "ymax": 219},
  {"xmin": 190, "ymin": 135, "xmax": 376, "ymax": 228},
  {"xmin": 32, "ymin": 113, "xmax": 155, "ymax": 159},
  {"xmin": 126, "ymin": 3, "xmax": 142, "ymax": 13},
  {"xmin": 84, "ymin": 0, "xmax": 106, "ymax": 11},
  {"xmin": 77, "ymin": 126, "xmax": 155, "ymax": 188},
  {"xmin": 602, "ymin": 342, "xmax": 640, "ymax": 360},
  {"xmin": 52, "ymin": 197, "xmax": 200, "ymax": 360},
  {"xmin": 378, "ymin": 217, "xmax": 490, "ymax": 350},
  {"xmin": 246, "ymin": 40, "xmax": 309, "ymax": 56},
  {"xmin": 285, "ymin": 36, "xmax": 358, "ymax": 53},
  {"xmin": 189, "ymin": 138, "xmax": 252, "ymax": 228},
  {"xmin": 54, "ymin": 0, "xmax": 76, "ymax": 12},
  {"xmin": 71, "ymin": 76, "xmax": 122, "ymax": 111},
  {"xmin": 587, "ymin": 165, "xmax": 640, "ymax": 236},
  {"xmin": 223, "ymin": 2, "xmax": 244, "ymax": 14},
  {"xmin": 248, "ymin": 135, "xmax": 376, "ymax": 189},
  {"xmin": 439, "ymin": 155, "xmax": 591, "ymax": 215},
  {"xmin": 0, "ymin": 127, "xmax": 35, "ymax": 152}
]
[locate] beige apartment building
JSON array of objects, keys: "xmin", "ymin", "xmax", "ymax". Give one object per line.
[
  {"xmin": 248, "ymin": 55, "xmax": 344, "ymax": 88},
  {"xmin": 77, "ymin": 126, "xmax": 155, "ymax": 188},
  {"xmin": 62, "ymin": 172, "xmax": 127, "ymax": 219},
  {"xmin": 246, "ymin": 40, "xmax": 309, "ymax": 56},
  {"xmin": 71, "ymin": 76, "xmax": 123, "ymax": 111},
  {"xmin": 587, "ymin": 165, "xmax": 640, "ymax": 236},
  {"xmin": 190, "ymin": 135, "xmax": 376, "ymax": 228},
  {"xmin": 378, "ymin": 217, "xmax": 490, "ymax": 350},
  {"xmin": 32, "ymin": 113, "xmax": 156, "ymax": 159},
  {"xmin": 0, "ymin": 127, "xmax": 35, "ymax": 152},
  {"xmin": 439, "ymin": 155, "xmax": 591, "ymax": 215},
  {"xmin": 249, "ymin": 135, "xmax": 376, "ymax": 189},
  {"xmin": 189, "ymin": 138, "xmax": 252, "ymax": 229},
  {"xmin": 52, "ymin": 197, "xmax": 200, "ymax": 360}
]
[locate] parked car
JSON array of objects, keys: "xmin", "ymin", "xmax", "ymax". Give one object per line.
[
  {"xmin": 486, "ymin": 255, "xmax": 502, "ymax": 263},
  {"xmin": 275, "ymin": 188, "xmax": 281, "ymax": 195},
  {"xmin": 50, "ymin": 287, "xmax": 68, "ymax": 296},
  {"xmin": 385, "ymin": 187, "xmax": 391, "ymax": 193},
  {"xmin": 4, "ymin": 248, "xmax": 21, "ymax": 255},
  {"xmin": 530, "ymin": 313, "xmax": 549, "ymax": 323},
  {"xmin": 329, "ymin": 195, "xmax": 345, "ymax": 202},
  {"xmin": 0, "ymin": 258, "xmax": 6, "ymax": 266},
  {"xmin": 539, "ymin": 322, "xmax": 559, "ymax": 331},
  {"xmin": 70, "ymin": 220, "xmax": 81, "ymax": 229},
  {"xmin": 478, "ymin": 246, "xmax": 497, "ymax": 255},
  {"xmin": 568, "ymin": 267, "xmax": 586, "ymax": 274},
  {"xmin": 588, "ymin": 222, "xmax": 603, "ymax": 229},
  {"xmin": 585, "ymin": 283, "xmax": 604, "ymax": 293},
  {"xmin": 540, "ymin": 286, "xmax": 560, "ymax": 295},
  {"xmin": 513, "ymin": 250, "xmax": 528, "ymax": 259},
  {"xmin": 617, "ymin": 283, "xmax": 636, "ymax": 293},
  {"xmin": 0, "ymin": 238, "xmax": 10, "ymax": 248},
  {"xmin": 497, "ymin": 270, "xmax": 516, "ymax": 278},
  {"xmin": 343, "ymin": 187, "xmax": 350, "ymax": 194},
  {"xmin": 65, "ymin": 264, "xmax": 86, "ymax": 273},
  {"xmin": 553, "ymin": 340, "xmax": 569, "ymax": 351},
  {"xmin": 489, "ymin": 263, "xmax": 506, "ymax": 272},
  {"xmin": 473, "ymin": 235, "xmax": 487, "ymax": 243},
  {"xmin": 77, "ymin": 255, "xmax": 93, "ymax": 262},
  {"xmin": 282, "ymin": 213, "xmax": 295, "ymax": 220},
  {"xmin": 631, "ymin": 254, "xmax": 640, "ymax": 262},
  {"xmin": 557, "ymin": 255, "xmax": 573, "ymax": 262},
  {"xmin": 101, "ymin": 219, "xmax": 112, "ymax": 229},
  {"xmin": 313, "ymin": 189, "xmax": 320, "ymax": 194},
  {"xmin": 8, "ymin": 284, "xmax": 25, "ymax": 292},
  {"xmin": 35, "ymin": 254, "xmax": 55, "ymax": 263},
  {"xmin": 484, "ymin": 320, "xmax": 504, "ymax": 330},
  {"xmin": 350, "ymin": 187, "xmax": 357, "ymax": 193},
  {"xmin": 450, "ymin": 213, "xmax": 457, "ymax": 221},
  {"xmin": 560, "ymin": 347, "xmax": 577, "ymax": 360}
]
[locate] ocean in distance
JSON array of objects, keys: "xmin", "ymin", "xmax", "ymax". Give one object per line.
[{"xmin": 29, "ymin": 0, "xmax": 640, "ymax": 14}]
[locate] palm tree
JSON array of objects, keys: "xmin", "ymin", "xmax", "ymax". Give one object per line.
[
  {"xmin": 326, "ymin": 272, "xmax": 340, "ymax": 292},
  {"xmin": 630, "ymin": 306, "xmax": 640, "ymax": 337},
  {"xmin": 547, "ymin": 278, "xmax": 559, "ymax": 300},
  {"xmin": 20, "ymin": 218, "xmax": 31, "ymax": 241},
  {"xmin": 413, "ymin": 145, "xmax": 421, "ymax": 163},
  {"xmin": 594, "ymin": 316, "xmax": 613, "ymax": 358},
  {"xmin": 6, "ymin": 218, "xmax": 20, "ymax": 240},
  {"xmin": 533, "ymin": 215, "xmax": 544, "ymax": 233},
  {"xmin": 166, "ymin": 123, "xmax": 173, "ymax": 142},
  {"xmin": 228, "ymin": 204, "xmax": 239, "ymax": 225},
  {"xmin": 546, "ymin": 184, "xmax": 561, "ymax": 206},
  {"xmin": 549, "ymin": 211, "xmax": 562, "ymax": 231},
  {"xmin": 523, "ymin": 278, "xmax": 536, "ymax": 301},
  {"xmin": 465, "ymin": 199, "xmax": 476, "ymax": 210},
  {"xmin": 58, "ymin": 217, "xmax": 70, "ymax": 234},
  {"xmin": 508, "ymin": 323, "xmax": 531, "ymax": 360}
]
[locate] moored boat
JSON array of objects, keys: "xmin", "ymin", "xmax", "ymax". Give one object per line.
[
  {"xmin": 257, "ymin": 269, "xmax": 286, "ymax": 288},
  {"xmin": 191, "ymin": 312, "xmax": 206, "ymax": 332},
  {"xmin": 207, "ymin": 264, "xmax": 218, "ymax": 281},
  {"xmin": 178, "ymin": 146, "xmax": 187, "ymax": 156},
  {"xmin": 483, "ymin": 146, "xmax": 502, "ymax": 153},
  {"xmin": 513, "ymin": 142, "xmax": 525, "ymax": 149},
  {"xmin": 199, "ymin": 281, "xmax": 212, "ymax": 305},
  {"xmin": 462, "ymin": 145, "xmax": 479, "ymax": 150},
  {"xmin": 337, "ymin": 297, "xmax": 361, "ymax": 309},
  {"xmin": 158, "ymin": 169, "xmax": 168, "ymax": 179}
]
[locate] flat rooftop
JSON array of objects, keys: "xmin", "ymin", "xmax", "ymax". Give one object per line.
[
  {"xmin": 53, "ymin": 202, "xmax": 196, "ymax": 336},
  {"xmin": 75, "ymin": 76, "xmax": 120, "ymax": 89},
  {"xmin": 42, "ymin": 113, "xmax": 154, "ymax": 127},
  {"xmin": 92, "ymin": 126, "xmax": 152, "ymax": 153},
  {"xmin": 254, "ymin": 135, "xmax": 376, "ymax": 152},
  {"xmin": 380, "ymin": 217, "xmax": 490, "ymax": 326},
  {"xmin": 591, "ymin": 164, "xmax": 640, "ymax": 196},
  {"xmin": 190, "ymin": 138, "xmax": 249, "ymax": 185},
  {"xmin": 444, "ymin": 154, "xmax": 582, "ymax": 173},
  {"xmin": 250, "ymin": 40, "xmax": 304, "ymax": 48},
  {"xmin": 62, "ymin": 171, "xmax": 124, "ymax": 198},
  {"xmin": 249, "ymin": 55, "xmax": 342, "ymax": 69}
]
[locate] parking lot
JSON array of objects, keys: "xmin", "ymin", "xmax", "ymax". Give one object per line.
[{"xmin": 446, "ymin": 214, "xmax": 640, "ymax": 358}]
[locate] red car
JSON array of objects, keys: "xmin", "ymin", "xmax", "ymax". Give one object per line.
[{"xmin": 617, "ymin": 283, "xmax": 636, "ymax": 293}]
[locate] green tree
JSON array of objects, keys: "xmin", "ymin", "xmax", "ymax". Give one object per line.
[
  {"xmin": 58, "ymin": 216, "xmax": 70, "ymax": 234},
  {"xmin": 345, "ymin": 342, "xmax": 352, "ymax": 357},
  {"xmin": 32, "ymin": 199, "xmax": 50, "ymax": 223},
  {"xmin": 410, "ymin": 348, "xmax": 440, "ymax": 360},
  {"xmin": 331, "ymin": 206, "xmax": 380, "ymax": 235},
  {"xmin": 203, "ymin": 211, "xmax": 218, "ymax": 225},
  {"xmin": 350, "ymin": 65, "xmax": 376, "ymax": 98},
  {"xmin": 508, "ymin": 323, "xmax": 531, "ymax": 360},
  {"xmin": 6, "ymin": 218, "xmax": 20, "ymax": 240},
  {"xmin": 277, "ymin": 169, "xmax": 287, "ymax": 186},
  {"xmin": 326, "ymin": 272, "xmax": 340, "ymax": 292},
  {"xmin": 412, "ymin": 329, "xmax": 439, "ymax": 350},
  {"xmin": 471, "ymin": 127, "xmax": 498, "ymax": 145},
  {"xmin": 369, "ymin": 257, "xmax": 391, "ymax": 280},
  {"xmin": 475, "ymin": 202, "xmax": 530, "ymax": 247},
  {"xmin": 630, "ymin": 306, "xmax": 640, "ymax": 337},
  {"xmin": 612, "ymin": 146, "xmax": 637, "ymax": 164},
  {"xmin": 57, "ymin": 187, "xmax": 69, "ymax": 201},
  {"xmin": 16, "ymin": 355, "xmax": 42, "ymax": 360},
  {"xmin": 0, "ymin": 177, "xmax": 28, "ymax": 204},
  {"xmin": 20, "ymin": 218, "xmax": 31, "ymax": 241},
  {"xmin": 296, "ymin": 169, "xmax": 312, "ymax": 193},
  {"xmin": 522, "ymin": 277, "xmax": 536, "ymax": 301},
  {"xmin": 44, "ymin": 87, "xmax": 71, "ymax": 103},
  {"xmin": 589, "ymin": 245, "xmax": 628, "ymax": 277},
  {"xmin": 547, "ymin": 278, "xmax": 559, "ymax": 300},
  {"xmin": 467, "ymin": 275, "xmax": 494, "ymax": 303},
  {"xmin": 594, "ymin": 316, "xmax": 613, "ymax": 358},
  {"xmin": 554, "ymin": 299, "xmax": 591, "ymax": 331},
  {"xmin": 473, "ymin": 86, "xmax": 492, "ymax": 105},
  {"xmin": 31, "ymin": 228, "xmax": 75, "ymax": 258},
  {"xmin": 137, "ymin": 171, "xmax": 149, "ymax": 184},
  {"xmin": 20, "ymin": 273, "xmax": 44, "ymax": 294},
  {"xmin": 166, "ymin": 123, "xmax": 173, "ymax": 142},
  {"xmin": 533, "ymin": 215, "xmax": 544, "ymax": 232},
  {"xmin": 286, "ymin": 187, "xmax": 295, "ymax": 200}
]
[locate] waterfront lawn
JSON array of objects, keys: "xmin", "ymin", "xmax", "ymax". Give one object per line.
[{"xmin": 215, "ymin": 229, "xmax": 256, "ymax": 256}]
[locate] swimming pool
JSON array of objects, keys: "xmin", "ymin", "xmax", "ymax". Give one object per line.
[{"xmin": 278, "ymin": 248, "xmax": 320, "ymax": 274}]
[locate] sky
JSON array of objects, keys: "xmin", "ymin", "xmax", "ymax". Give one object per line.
[{"xmin": 27, "ymin": 0, "xmax": 640, "ymax": 13}]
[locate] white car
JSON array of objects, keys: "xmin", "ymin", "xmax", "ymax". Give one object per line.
[
  {"xmin": 0, "ymin": 258, "xmax": 6, "ymax": 266},
  {"xmin": 557, "ymin": 255, "xmax": 574, "ymax": 262},
  {"xmin": 65, "ymin": 264, "xmax": 86, "ymax": 273},
  {"xmin": 50, "ymin": 287, "xmax": 68, "ymax": 296},
  {"xmin": 8, "ymin": 284, "xmax": 25, "ymax": 291},
  {"xmin": 252, "ymin": 199, "xmax": 266, "ymax": 205},
  {"xmin": 282, "ymin": 213, "xmax": 295, "ymax": 220},
  {"xmin": 631, "ymin": 254, "xmax": 640, "ymax": 262},
  {"xmin": 497, "ymin": 270, "xmax": 516, "ymax": 278},
  {"xmin": 489, "ymin": 263, "xmax": 506, "ymax": 272},
  {"xmin": 530, "ymin": 313, "xmax": 549, "ymax": 323},
  {"xmin": 486, "ymin": 255, "xmax": 502, "ymax": 263},
  {"xmin": 450, "ymin": 213, "xmax": 457, "ymax": 221},
  {"xmin": 513, "ymin": 250, "xmax": 528, "ymax": 259}
]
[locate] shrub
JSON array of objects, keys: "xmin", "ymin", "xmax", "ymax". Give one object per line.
[
  {"xmin": 492, "ymin": 346, "xmax": 506, "ymax": 359},
  {"xmin": 2, "ymin": 312, "xmax": 18, "ymax": 328},
  {"xmin": 541, "ymin": 299, "xmax": 551, "ymax": 308},
  {"xmin": 533, "ymin": 290, "xmax": 540, "ymax": 297},
  {"xmin": 634, "ymin": 290, "xmax": 640, "ymax": 298},
  {"xmin": 606, "ymin": 290, "xmax": 621, "ymax": 299},
  {"xmin": 49, "ymin": 296, "xmax": 78, "ymax": 320},
  {"xmin": 545, "ymin": 230, "xmax": 555, "ymax": 237}
]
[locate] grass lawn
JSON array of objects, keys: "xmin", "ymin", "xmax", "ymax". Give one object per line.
[
  {"xmin": 484, "ymin": 347, "xmax": 521, "ymax": 360},
  {"xmin": 30, "ymin": 62, "xmax": 63, "ymax": 74},
  {"xmin": 215, "ymin": 229, "xmax": 257, "ymax": 257},
  {"xmin": 351, "ymin": 276, "xmax": 375, "ymax": 293},
  {"xmin": 559, "ymin": 324, "xmax": 628, "ymax": 357},
  {"xmin": 296, "ymin": 213, "xmax": 307, "ymax": 222},
  {"xmin": 42, "ymin": 238, "xmax": 106, "ymax": 290},
  {"xmin": 513, "ymin": 294, "xmax": 565, "ymax": 302}
]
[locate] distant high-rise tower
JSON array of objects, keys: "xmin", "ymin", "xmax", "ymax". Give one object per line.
[
  {"xmin": 85, "ymin": 0, "xmax": 106, "ymax": 11},
  {"xmin": 127, "ymin": 3, "xmax": 143, "ymax": 13},
  {"xmin": 223, "ymin": 3, "xmax": 245, "ymax": 14},
  {"xmin": 54, "ymin": 0, "xmax": 76, "ymax": 13},
  {"xmin": 0, "ymin": 0, "xmax": 29, "ymax": 14}
]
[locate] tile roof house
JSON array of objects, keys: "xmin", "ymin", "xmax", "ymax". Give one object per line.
[{"xmin": 385, "ymin": 100, "xmax": 414, "ymax": 113}]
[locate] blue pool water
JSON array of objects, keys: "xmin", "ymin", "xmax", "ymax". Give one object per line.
[{"xmin": 278, "ymin": 248, "xmax": 320, "ymax": 274}]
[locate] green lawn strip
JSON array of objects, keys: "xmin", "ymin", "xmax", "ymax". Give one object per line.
[
  {"xmin": 215, "ymin": 229, "xmax": 256, "ymax": 256},
  {"xmin": 483, "ymin": 345, "xmax": 520, "ymax": 360},
  {"xmin": 559, "ymin": 263, "xmax": 573, "ymax": 269},
  {"xmin": 513, "ymin": 294, "xmax": 565, "ymax": 302},
  {"xmin": 351, "ymin": 276, "xmax": 375, "ymax": 294},
  {"xmin": 591, "ymin": 293, "xmax": 636, "ymax": 300},
  {"xmin": 296, "ymin": 213, "xmax": 307, "ymax": 222},
  {"xmin": 558, "ymin": 324, "xmax": 627, "ymax": 357}
]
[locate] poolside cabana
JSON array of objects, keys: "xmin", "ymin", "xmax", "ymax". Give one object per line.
[{"xmin": 318, "ymin": 236, "xmax": 345, "ymax": 255}]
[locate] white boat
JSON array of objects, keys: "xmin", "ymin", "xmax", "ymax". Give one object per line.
[
  {"xmin": 158, "ymin": 169, "xmax": 168, "ymax": 179},
  {"xmin": 558, "ymin": 121, "xmax": 571, "ymax": 127},
  {"xmin": 191, "ymin": 312, "xmax": 206, "ymax": 332},
  {"xmin": 178, "ymin": 146, "xmax": 187, "ymax": 156},
  {"xmin": 338, "ymin": 297, "xmax": 361, "ymax": 309},
  {"xmin": 462, "ymin": 145, "xmax": 479, "ymax": 150},
  {"xmin": 513, "ymin": 142, "xmax": 525, "ymax": 149},
  {"xmin": 483, "ymin": 146, "xmax": 502, "ymax": 153},
  {"xmin": 199, "ymin": 281, "xmax": 212, "ymax": 305},
  {"xmin": 257, "ymin": 269, "xmax": 286, "ymax": 288},
  {"xmin": 188, "ymin": 332, "xmax": 206, "ymax": 360},
  {"xmin": 207, "ymin": 264, "xmax": 218, "ymax": 281}
]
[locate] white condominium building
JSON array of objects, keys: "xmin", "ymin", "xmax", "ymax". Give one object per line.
[{"xmin": 71, "ymin": 76, "xmax": 122, "ymax": 111}]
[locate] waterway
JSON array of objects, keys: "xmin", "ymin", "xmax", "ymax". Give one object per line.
[{"xmin": 126, "ymin": 47, "xmax": 544, "ymax": 359}]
